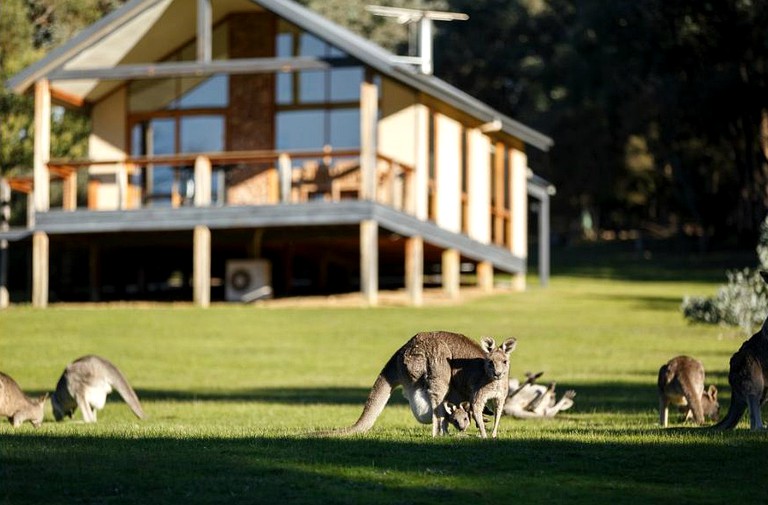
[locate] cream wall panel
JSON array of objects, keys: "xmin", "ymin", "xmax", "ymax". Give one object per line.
[
  {"xmin": 434, "ymin": 113, "xmax": 461, "ymax": 233},
  {"xmin": 89, "ymin": 88, "xmax": 127, "ymax": 210},
  {"xmin": 379, "ymin": 78, "xmax": 418, "ymax": 167},
  {"xmin": 467, "ymin": 129, "xmax": 491, "ymax": 243}
]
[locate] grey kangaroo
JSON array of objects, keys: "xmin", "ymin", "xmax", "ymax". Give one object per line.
[
  {"xmin": 335, "ymin": 331, "xmax": 516, "ymax": 437},
  {"xmin": 713, "ymin": 271, "xmax": 768, "ymax": 430},
  {"xmin": 443, "ymin": 401, "xmax": 471, "ymax": 433},
  {"xmin": 657, "ymin": 355, "xmax": 719, "ymax": 427},
  {"xmin": 0, "ymin": 372, "xmax": 47, "ymax": 428},
  {"xmin": 51, "ymin": 355, "xmax": 145, "ymax": 423}
]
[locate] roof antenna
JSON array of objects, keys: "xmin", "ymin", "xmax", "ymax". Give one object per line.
[{"xmin": 366, "ymin": 5, "xmax": 468, "ymax": 75}]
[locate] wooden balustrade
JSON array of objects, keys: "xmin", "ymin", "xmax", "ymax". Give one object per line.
[{"xmin": 40, "ymin": 148, "xmax": 415, "ymax": 214}]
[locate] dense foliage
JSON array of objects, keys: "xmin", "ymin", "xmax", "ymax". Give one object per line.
[{"xmin": 3, "ymin": 0, "xmax": 768, "ymax": 247}]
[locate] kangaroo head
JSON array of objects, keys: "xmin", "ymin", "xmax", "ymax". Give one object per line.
[
  {"xmin": 444, "ymin": 401, "xmax": 471, "ymax": 432},
  {"xmin": 480, "ymin": 337, "xmax": 517, "ymax": 380},
  {"xmin": 702, "ymin": 384, "xmax": 720, "ymax": 422}
]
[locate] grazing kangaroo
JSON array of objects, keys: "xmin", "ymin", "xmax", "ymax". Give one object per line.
[
  {"xmin": 503, "ymin": 373, "xmax": 576, "ymax": 419},
  {"xmin": 51, "ymin": 355, "xmax": 145, "ymax": 423},
  {"xmin": 713, "ymin": 271, "xmax": 768, "ymax": 430},
  {"xmin": 657, "ymin": 355, "xmax": 719, "ymax": 427},
  {"xmin": 334, "ymin": 331, "xmax": 516, "ymax": 437},
  {"xmin": 0, "ymin": 372, "xmax": 47, "ymax": 428}
]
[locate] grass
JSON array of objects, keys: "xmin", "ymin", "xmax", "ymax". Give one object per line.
[{"xmin": 1, "ymin": 267, "xmax": 767, "ymax": 504}]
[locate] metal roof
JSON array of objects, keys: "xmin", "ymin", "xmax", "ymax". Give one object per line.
[{"xmin": 6, "ymin": 0, "xmax": 553, "ymax": 151}]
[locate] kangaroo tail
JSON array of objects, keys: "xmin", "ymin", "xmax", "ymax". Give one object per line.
[
  {"xmin": 710, "ymin": 394, "xmax": 745, "ymax": 430},
  {"xmin": 317, "ymin": 355, "xmax": 399, "ymax": 436},
  {"xmin": 101, "ymin": 358, "xmax": 146, "ymax": 420}
]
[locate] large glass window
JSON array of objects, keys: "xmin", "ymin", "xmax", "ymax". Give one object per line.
[{"xmin": 275, "ymin": 21, "xmax": 364, "ymax": 151}]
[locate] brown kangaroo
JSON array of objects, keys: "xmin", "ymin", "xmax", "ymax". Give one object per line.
[
  {"xmin": 657, "ymin": 355, "xmax": 719, "ymax": 427},
  {"xmin": 333, "ymin": 331, "xmax": 516, "ymax": 437},
  {"xmin": 0, "ymin": 372, "xmax": 47, "ymax": 428},
  {"xmin": 713, "ymin": 271, "xmax": 768, "ymax": 430}
]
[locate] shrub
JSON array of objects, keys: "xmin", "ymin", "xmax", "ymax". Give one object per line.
[{"xmin": 681, "ymin": 218, "xmax": 768, "ymax": 333}]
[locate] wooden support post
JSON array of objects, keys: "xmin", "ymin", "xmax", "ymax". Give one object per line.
[
  {"xmin": 32, "ymin": 231, "xmax": 49, "ymax": 308},
  {"xmin": 62, "ymin": 170, "xmax": 77, "ymax": 211},
  {"xmin": 278, "ymin": 153, "xmax": 292, "ymax": 203},
  {"xmin": 360, "ymin": 219, "xmax": 378, "ymax": 306},
  {"xmin": 477, "ymin": 261, "xmax": 494, "ymax": 292},
  {"xmin": 33, "ymin": 79, "xmax": 51, "ymax": 213},
  {"xmin": 196, "ymin": 0, "xmax": 212, "ymax": 62},
  {"xmin": 405, "ymin": 236, "xmax": 423, "ymax": 306},
  {"xmin": 193, "ymin": 225, "xmax": 211, "ymax": 308},
  {"xmin": 117, "ymin": 163, "xmax": 128, "ymax": 210},
  {"xmin": 360, "ymin": 82, "xmax": 378, "ymax": 201},
  {"xmin": 509, "ymin": 147, "xmax": 528, "ymax": 291},
  {"xmin": 414, "ymin": 105, "xmax": 429, "ymax": 220},
  {"xmin": 442, "ymin": 248, "xmax": 460, "ymax": 299},
  {"xmin": 538, "ymin": 193, "xmax": 550, "ymax": 287},
  {"xmin": 194, "ymin": 155, "xmax": 212, "ymax": 206}
]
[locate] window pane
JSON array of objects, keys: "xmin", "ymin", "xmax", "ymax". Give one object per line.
[
  {"xmin": 299, "ymin": 71, "xmax": 325, "ymax": 103},
  {"xmin": 177, "ymin": 74, "xmax": 228, "ymax": 109},
  {"xmin": 148, "ymin": 118, "xmax": 175, "ymax": 206},
  {"xmin": 180, "ymin": 116, "xmax": 224, "ymax": 153},
  {"xmin": 276, "ymin": 73, "xmax": 292, "ymax": 104},
  {"xmin": 330, "ymin": 67, "xmax": 363, "ymax": 102},
  {"xmin": 276, "ymin": 32, "xmax": 293, "ymax": 57},
  {"xmin": 276, "ymin": 110, "xmax": 324, "ymax": 150},
  {"xmin": 329, "ymin": 109, "xmax": 360, "ymax": 148},
  {"xmin": 299, "ymin": 33, "xmax": 325, "ymax": 57}
]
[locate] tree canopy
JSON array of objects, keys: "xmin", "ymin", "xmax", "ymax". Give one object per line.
[{"xmin": 2, "ymin": 0, "xmax": 768, "ymax": 248}]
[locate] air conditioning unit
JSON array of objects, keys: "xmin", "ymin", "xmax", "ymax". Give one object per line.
[{"xmin": 225, "ymin": 259, "xmax": 272, "ymax": 302}]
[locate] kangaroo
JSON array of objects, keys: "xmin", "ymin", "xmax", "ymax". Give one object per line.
[
  {"xmin": 658, "ymin": 355, "xmax": 719, "ymax": 427},
  {"xmin": 51, "ymin": 355, "xmax": 145, "ymax": 423},
  {"xmin": 333, "ymin": 331, "xmax": 516, "ymax": 437},
  {"xmin": 0, "ymin": 372, "xmax": 47, "ymax": 428},
  {"xmin": 503, "ymin": 373, "xmax": 576, "ymax": 419},
  {"xmin": 713, "ymin": 271, "xmax": 768, "ymax": 430},
  {"xmin": 443, "ymin": 401, "xmax": 471, "ymax": 433}
]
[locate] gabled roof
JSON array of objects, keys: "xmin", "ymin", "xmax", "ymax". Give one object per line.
[{"xmin": 7, "ymin": 0, "xmax": 553, "ymax": 151}]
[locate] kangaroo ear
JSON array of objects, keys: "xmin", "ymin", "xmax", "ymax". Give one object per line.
[
  {"xmin": 708, "ymin": 384, "xmax": 718, "ymax": 399},
  {"xmin": 39, "ymin": 392, "xmax": 49, "ymax": 402},
  {"xmin": 501, "ymin": 337, "xmax": 517, "ymax": 354},
  {"xmin": 480, "ymin": 337, "xmax": 496, "ymax": 353},
  {"xmin": 444, "ymin": 402, "xmax": 456, "ymax": 414},
  {"xmin": 460, "ymin": 401, "xmax": 471, "ymax": 412}
]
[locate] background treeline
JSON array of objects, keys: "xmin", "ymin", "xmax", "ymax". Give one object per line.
[{"xmin": 2, "ymin": 0, "xmax": 768, "ymax": 249}]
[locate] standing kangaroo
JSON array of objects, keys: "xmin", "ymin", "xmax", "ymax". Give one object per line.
[
  {"xmin": 334, "ymin": 331, "xmax": 516, "ymax": 437},
  {"xmin": 51, "ymin": 355, "xmax": 145, "ymax": 423},
  {"xmin": 0, "ymin": 372, "xmax": 47, "ymax": 428},
  {"xmin": 657, "ymin": 355, "xmax": 719, "ymax": 427},
  {"xmin": 713, "ymin": 271, "xmax": 768, "ymax": 430}
]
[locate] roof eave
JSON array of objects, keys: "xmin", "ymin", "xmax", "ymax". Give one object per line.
[{"xmin": 5, "ymin": 0, "xmax": 165, "ymax": 94}]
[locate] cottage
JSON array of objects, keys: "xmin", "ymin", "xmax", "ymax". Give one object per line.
[{"xmin": 1, "ymin": 0, "xmax": 554, "ymax": 307}]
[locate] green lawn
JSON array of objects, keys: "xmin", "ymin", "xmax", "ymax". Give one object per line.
[{"xmin": 1, "ymin": 273, "xmax": 765, "ymax": 504}]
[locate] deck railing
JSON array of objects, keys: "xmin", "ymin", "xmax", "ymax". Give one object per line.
[{"xmin": 36, "ymin": 148, "xmax": 415, "ymax": 214}]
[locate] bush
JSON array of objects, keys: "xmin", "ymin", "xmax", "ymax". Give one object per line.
[{"xmin": 681, "ymin": 218, "xmax": 768, "ymax": 333}]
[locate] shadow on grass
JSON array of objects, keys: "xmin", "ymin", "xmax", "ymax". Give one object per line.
[
  {"xmin": 131, "ymin": 382, "xmax": 655, "ymax": 412},
  {"xmin": 2, "ymin": 429, "xmax": 767, "ymax": 505}
]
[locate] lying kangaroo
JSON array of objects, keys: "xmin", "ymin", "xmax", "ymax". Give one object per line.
[
  {"xmin": 503, "ymin": 373, "xmax": 576, "ymax": 419},
  {"xmin": 658, "ymin": 355, "xmax": 719, "ymax": 427},
  {"xmin": 713, "ymin": 271, "xmax": 768, "ymax": 430},
  {"xmin": 0, "ymin": 372, "xmax": 47, "ymax": 428},
  {"xmin": 334, "ymin": 331, "xmax": 516, "ymax": 437},
  {"xmin": 51, "ymin": 355, "xmax": 145, "ymax": 423}
]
